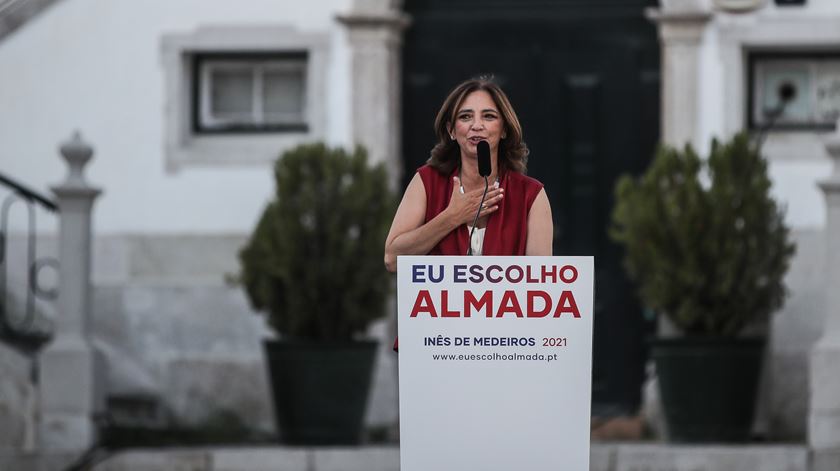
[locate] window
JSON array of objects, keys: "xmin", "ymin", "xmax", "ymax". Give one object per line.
[
  {"xmin": 750, "ymin": 53, "xmax": 840, "ymax": 130},
  {"xmin": 161, "ymin": 26, "xmax": 328, "ymax": 171},
  {"xmin": 194, "ymin": 53, "xmax": 308, "ymax": 133}
]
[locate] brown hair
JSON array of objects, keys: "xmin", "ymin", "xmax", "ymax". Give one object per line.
[{"xmin": 427, "ymin": 76, "xmax": 529, "ymax": 175}]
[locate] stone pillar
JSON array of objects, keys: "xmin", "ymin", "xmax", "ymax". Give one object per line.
[
  {"xmin": 810, "ymin": 121, "xmax": 840, "ymax": 471},
  {"xmin": 337, "ymin": 2, "xmax": 410, "ymax": 439},
  {"xmin": 38, "ymin": 132, "xmax": 106, "ymax": 451},
  {"xmin": 337, "ymin": 6, "xmax": 410, "ymax": 187},
  {"xmin": 646, "ymin": 2, "xmax": 712, "ymax": 148},
  {"xmin": 641, "ymin": 2, "xmax": 712, "ymax": 441}
]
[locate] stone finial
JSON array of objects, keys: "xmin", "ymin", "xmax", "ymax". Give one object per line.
[{"xmin": 59, "ymin": 131, "xmax": 94, "ymax": 187}]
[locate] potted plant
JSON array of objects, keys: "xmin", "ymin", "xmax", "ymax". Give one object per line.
[
  {"xmin": 610, "ymin": 132, "xmax": 795, "ymax": 442},
  {"xmin": 238, "ymin": 143, "xmax": 395, "ymax": 445}
]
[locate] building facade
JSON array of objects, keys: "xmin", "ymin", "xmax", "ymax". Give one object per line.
[{"xmin": 1, "ymin": 0, "xmax": 839, "ymax": 456}]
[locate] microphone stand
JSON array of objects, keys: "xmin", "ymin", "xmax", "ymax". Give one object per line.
[
  {"xmin": 466, "ymin": 175, "xmax": 490, "ymax": 256},
  {"xmin": 755, "ymin": 82, "xmax": 795, "ymax": 153}
]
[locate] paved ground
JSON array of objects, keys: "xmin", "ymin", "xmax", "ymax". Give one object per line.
[{"xmin": 0, "ymin": 443, "xmax": 812, "ymax": 471}]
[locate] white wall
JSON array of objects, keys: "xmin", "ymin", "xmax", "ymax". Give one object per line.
[
  {"xmin": 0, "ymin": 0, "xmax": 401, "ymax": 433},
  {"xmin": 691, "ymin": 0, "xmax": 840, "ymax": 439},
  {"xmin": 695, "ymin": 3, "xmax": 838, "ymax": 231},
  {"xmin": 0, "ymin": 0, "xmax": 353, "ymax": 234}
]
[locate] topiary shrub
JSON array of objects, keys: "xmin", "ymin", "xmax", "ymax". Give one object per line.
[
  {"xmin": 238, "ymin": 143, "xmax": 396, "ymax": 341},
  {"xmin": 610, "ymin": 132, "xmax": 795, "ymax": 336}
]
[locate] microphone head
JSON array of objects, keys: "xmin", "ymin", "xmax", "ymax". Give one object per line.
[{"xmin": 477, "ymin": 140, "xmax": 491, "ymax": 177}]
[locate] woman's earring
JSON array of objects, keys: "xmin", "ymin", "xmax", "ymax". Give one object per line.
[{"xmin": 450, "ymin": 134, "xmax": 456, "ymax": 140}]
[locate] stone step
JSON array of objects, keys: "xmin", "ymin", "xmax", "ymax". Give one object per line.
[
  {"xmin": 0, "ymin": 452, "xmax": 79, "ymax": 471},
  {"xmin": 93, "ymin": 447, "xmax": 398, "ymax": 471},
  {"xmin": 599, "ymin": 443, "xmax": 809, "ymax": 471},
  {"xmin": 80, "ymin": 443, "xmax": 810, "ymax": 471}
]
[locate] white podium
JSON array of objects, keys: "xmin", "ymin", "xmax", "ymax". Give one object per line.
[{"xmin": 397, "ymin": 256, "xmax": 595, "ymax": 471}]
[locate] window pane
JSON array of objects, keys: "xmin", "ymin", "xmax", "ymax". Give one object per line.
[
  {"xmin": 815, "ymin": 64, "xmax": 840, "ymax": 123},
  {"xmin": 759, "ymin": 67, "xmax": 811, "ymax": 123},
  {"xmin": 211, "ymin": 69, "xmax": 253, "ymax": 116},
  {"xmin": 751, "ymin": 55, "xmax": 840, "ymax": 128},
  {"xmin": 263, "ymin": 70, "xmax": 304, "ymax": 122}
]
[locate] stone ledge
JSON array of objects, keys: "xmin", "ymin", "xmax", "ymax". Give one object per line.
[
  {"xmin": 50, "ymin": 443, "xmax": 808, "ymax": 471},
  {"xmin": 90, "ymin": 446, "xmax": 400, "ymax": 471},
  {"xmin": 0, "ymin": 452, "xmax": 81, "ymax": 471},
  {"xmin": 608, "ymin": 443, "xmax": 809, "ymax": 471}
]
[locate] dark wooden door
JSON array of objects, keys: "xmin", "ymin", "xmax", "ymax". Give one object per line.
[{"xmin": 402, "ymin": 0, "xmax": 660, "ymax": 414}]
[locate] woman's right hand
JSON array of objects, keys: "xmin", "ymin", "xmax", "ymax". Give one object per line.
[{"xmin": 445, "ymin": 176, "xmax": 504, "ymax": 226}]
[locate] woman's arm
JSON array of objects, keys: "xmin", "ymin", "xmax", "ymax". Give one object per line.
[
  {"xmin": 525, "ymin": 189, "xmax": 553, "ymax": 256},
  {"xmin": 384, "ymin": 173, "xmax": 503, "ymax": 272}
]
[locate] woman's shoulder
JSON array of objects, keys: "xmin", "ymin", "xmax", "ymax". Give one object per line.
[
  {"xmin": 416, "ymin": 164, "xmax": 454, "ymax": 186},
  {"xmin": 504, "ymin": 171, "xmax": 544, "ymax": 210},
  {"xmin": 415, "ymin": 164, "xmax": 452, "ymax": 195},
  {"xmin": 417, "ymin": 164, "xmax": 437, "ymax": 177},
  {"xmin": 506, "ymin": 171, "xmax": 544, "ymax": 190},
  {"xmin": 417, "ymin": 164, "xmax": 453, "ymax": 177}
]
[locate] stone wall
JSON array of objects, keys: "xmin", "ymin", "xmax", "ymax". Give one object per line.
[
  {"xmin": 86, "ymin": 233, "xmax": 399, "ymax": 434},
  {"xmin": 4, "ymin": 232, "xmax": 398, "ymax": 441},
  {"xmin": 0, "ymin": 343, "xmax": 36, "ymax": 452}
]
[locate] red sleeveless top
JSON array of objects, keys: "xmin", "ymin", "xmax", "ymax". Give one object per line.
[
  {"xmin": 418, "ymin": 165, "xmax": 544, "ymax": 256},
  {"xmin": 393, "ymin": 165, "xmax": 544, "ymax": 351}
]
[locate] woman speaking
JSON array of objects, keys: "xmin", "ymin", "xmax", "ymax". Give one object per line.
[
  {"xmin": 385, "ymin": 77, "xmax": 552, "ymax": 352},
  {"xmin": 384, "ymin": 76, "xmax": 553, "ymax": 272}
]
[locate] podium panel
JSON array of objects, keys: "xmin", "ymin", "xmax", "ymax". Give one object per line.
[{"xmin": 397, "ymin": 256, "xmax": 594, "ymax": 471}]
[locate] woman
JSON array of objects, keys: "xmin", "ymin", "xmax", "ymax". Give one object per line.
[{"xmin": 384, "ymin": 77, "xmax": 553, "ymax": 274}]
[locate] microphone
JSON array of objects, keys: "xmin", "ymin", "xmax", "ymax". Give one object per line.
[
  {"xmin": 477, "ymin": 140, "xmax": 492, "ymax": 177},
  {"xmin": 467, "ymin": 141, "xmax": 492, "ymax": 255}
]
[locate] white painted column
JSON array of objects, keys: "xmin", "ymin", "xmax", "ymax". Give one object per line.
[
  {"xmin": 337, "ymin": 2, "xmax": 410, "ymax": 439},
  {"xmin": 641, "ymin": 2, "xmax": 713, "ymax": 440},
  {"xmin": 38, "ymin": 132, "xmax": 106, "ymax": 451},
  {"xmin": 647, "ymin": 4, "xmax": 711, "ymax": 148},
  {"xmin": 810, "ymin": 122, "xmax": 840, "ymax": 471},
  {"xmin": 337, "ymin": 8, "xmax": 410, "ymax": 186}
]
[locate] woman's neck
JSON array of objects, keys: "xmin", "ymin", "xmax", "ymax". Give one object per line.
[{"xmin": 460, "ymin": 155, "xmax": 498, "ymax": 190}]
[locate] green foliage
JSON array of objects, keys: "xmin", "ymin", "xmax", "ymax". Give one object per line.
[
  {"xmin": 610, "ymin": 132, "xmax": 795, "ymax": 336},
  {"xmin": 238, "ymin": 143, "xmax": 396, "ymax": 341}
]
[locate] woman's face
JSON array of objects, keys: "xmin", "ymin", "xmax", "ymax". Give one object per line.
[{"xmin": 450, "ymin": 90, "xmax": 505, "ymax": 160}]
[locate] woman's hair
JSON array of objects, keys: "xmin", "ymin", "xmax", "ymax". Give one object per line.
[{"xmin": 427, "ymin": 76, "xmax": 529, "ymax": 175}]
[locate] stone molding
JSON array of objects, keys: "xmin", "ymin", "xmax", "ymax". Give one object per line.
[
  {"xmin": 647, "ymin": 9, "xmax": 713, "ymax": 43},
  {"xmin": 336, "ymin": 10, "xmax": 411, "ymax": 185},
  {"xmin": 647, "ymin": 7, "xmax": 712, "ymax": 148},
  {"xmin": 713, "ymin": 0, "xmax": 768, "ymax": 13},
  {"xmin": 159, "ymin": 25, "xmax": 330, "ymax": 172},
  {"xmin": 336, "ymin": 11, "xmax": 411, "ymax": 32},
  {"xmin": 717, "ymin": 15, "xmax": 840, "ymax": 137}
]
